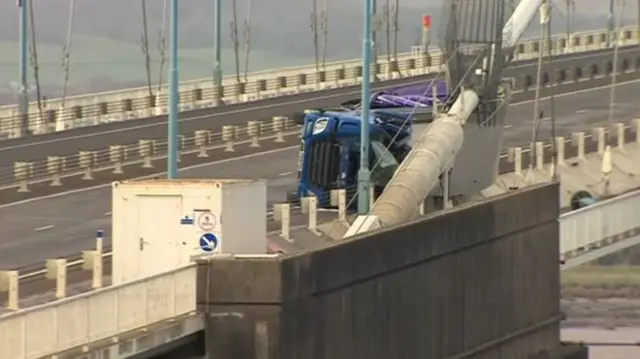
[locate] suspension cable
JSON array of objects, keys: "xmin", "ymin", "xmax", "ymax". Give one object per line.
[
  {"xmin": 230, "ymin": 0, "xmax": 241, "ymax": 83},
  {"xmin": 28, "ymin": 0, "xmax": 43, "ymax": 125},
  {"xmin": 320, "ymin": 0, "xmax": 329, "ymax": 70},
  {"xmin": 141, "ymin": 0, "xmax": 153, "ymax": 97},
  {"xmin": 327, "ymin": 48, "xmax": 485, "ymax": 236},
  {"xmin": 311, "ymin": 0, "xmax": 319, "ymax": 71},
  {"xmin": 61, "ymin": 0, "xmax": 75, "ymax": 109},
  {"xmin": 157, "ymin": 0, "xmax": 168, "ymax": 94},
  {"xmin": 242, "ymin": 0, "xmax": 252, "ymax": 83}
]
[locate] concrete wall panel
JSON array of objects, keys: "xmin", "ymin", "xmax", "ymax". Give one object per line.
[
  {"xmin": 278, "ymin": 183, "xmax": 561, "ymax": 359},
  {"xmin": 196, "ymin": 257, "xmax": 282, "ymax": 305},
  {"xmin": 197, "ymin": 183, "xmax": 563, "ymax": 359}
]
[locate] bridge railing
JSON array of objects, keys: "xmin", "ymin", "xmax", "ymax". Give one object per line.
[
  {"xmin": 0, "ymin": 264, "xmax": 196, "ymax": 359},
  {"xmin": 0, "ymin": 25, "xmax": 638, "ymax": 139},
  {"xmin": 560, "ymin": 188, "xmax": 640, "ymax": 261},
  {"xmin": 0, "ymin": 117, "xmax": 298, "ymax": 193},
  {"xmin": 2, "ymin": 187, "xmax": 640, "ymax": 358}
]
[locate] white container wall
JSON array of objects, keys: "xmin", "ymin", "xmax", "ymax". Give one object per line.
[{"xmin": 112, "ymin": 179, "xmax": 267, "ymax": 285}]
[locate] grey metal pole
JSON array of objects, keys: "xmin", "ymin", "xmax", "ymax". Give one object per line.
[
  {"xmin": 357, "ymin": 0, "xmax": 373, "ymax": 214},
  {"xmin": 371, "ymin": 0, "xmax": 377, "ymax": 80},
  {"xmin": 168, "ymin": 0, "xmax": 179, "ymax": 178},
  {"xmin": 213, "ymin": 0, "xmax": 223, "ymax": 105},
  {"xmin": 18, "ymin": 0, "xmax": 29, "ymax": 136},
  {"xmin": 608, "ymin": 0, "xmax": 615, "ymax": 46}
]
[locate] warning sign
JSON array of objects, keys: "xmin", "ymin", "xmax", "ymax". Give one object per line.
[{"xmin": 197, "ymin": 212, "xmax": 216, "ymax": 231}]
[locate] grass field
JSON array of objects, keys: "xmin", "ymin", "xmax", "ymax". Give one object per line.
[
  {"xmin": 0, "ymin": 34, "xmax": 317, "ymax": 97},
  {"xmin": 562, "ymin": 265, "xmax": 640, "ymax": 298},
  {"xmin": 563, "ymin": 266, "xmax": 640, "ymax": 286}
]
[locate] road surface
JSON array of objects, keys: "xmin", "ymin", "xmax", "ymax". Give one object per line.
[
  {"xmin": 0, "ymin": 46, "xmax": 637, "ymax": 168},
  {"xmin": 1, "ymin": 79, "xmax": 639, "ymax": 269}
]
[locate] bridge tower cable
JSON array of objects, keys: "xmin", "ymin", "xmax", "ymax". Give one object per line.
[
  {"xmin": 17, "ymin": 0, "xmax": 29, "ymax": 137},
  {"xmin": 609, "ymin": 0, "xmax": 615, "ymax": 46},
  {"xmin": 141, "ymin": 0, "xmax": 153, "ymax": 98},
  {"xmin": 383, "ymin": 0, "xmax": 391, "ymax": 62},
  {"xmin": 563, "ymin": 0, "xmax": 575, "ymax": 52},
  {"xmin": 157, "ymin": 0, "xmax": 168, "ymax": 94},
  {"xmin": 230, "ymin": 0, "xmax": 241, "ymax": 83},
  {"xmin": 27, "ymin": 0, "xmax": 43, "ymax": 128},
  {"xmin": 320, "ymin": 0, "xmax": 329, "ymax": 70},
  {"xmin": 242, "ymin": 0, "xmax": 253, "ymax": 82},
  {"xmin": 310, "ymin": 0, "xmax": 320, "ymax": 71},
  {"xmin": 348, "ymin": 0, "xmax": 551, "ymax": 233},
  {"xmin": 61, "ymin": 0, "xmax": 75, "ymax": 110},
  {"xmin": 392, "ymin": 0, "xmax": 399, "ymax": 65}
]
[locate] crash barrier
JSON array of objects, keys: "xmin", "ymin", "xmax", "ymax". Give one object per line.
[
  {"xmin": 0, "ymin": 235, "xmax": 106, "ymax": 312},
  {"xmin": 0, "ymin": 117, "xmax": 295, "ymax": 192},
  {"xmin": 0, "ymin": 264, "xmax": 197, "ymax": 359},
  {"xmin": 2, "ymin": 148, "xmax": 640, "ymax": 358},
  {"xmin": 268, "ymin": 119, "xmax": 640, "ymax": 250},
  {"xmin": 3, "ymin": 119, "xmax": 638, "ymax": 314},
  {"xmin": 0, "ymin": 25, "xmax": 638, "ymax": 138},
  {"xmin": 2, "ymin": 55, "xmax": 640, "ymax": 193}
]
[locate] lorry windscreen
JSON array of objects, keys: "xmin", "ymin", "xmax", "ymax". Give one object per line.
[{"xmin": 370, "ymin": 140, "xmax": 399, "ymax": 186}]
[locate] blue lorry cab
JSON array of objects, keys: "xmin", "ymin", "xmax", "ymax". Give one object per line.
[{"xmin": 296, "ymin": 110, "xmax": 412, "ymax": 207}]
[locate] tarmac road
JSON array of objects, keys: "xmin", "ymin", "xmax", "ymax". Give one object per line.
[
  {"xmin": 1, "ymin": 78, "xmax": 639, "ymax": 269},
  {"xmin": 0, "ymin": 46, "xmax": 638, "ymax": 168}
]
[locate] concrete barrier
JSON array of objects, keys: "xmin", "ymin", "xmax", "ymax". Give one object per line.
[
  {"xmin": 0, "ymin": 118, "xmax": 296, "ymax": 194},
  {"xmin": 0, "ymin": 271, "xmax": 18, "ymax": 310},
  {"xmin": 45, "ymin": 259, "xmax": 67, "ymax": 299},
  {"xmin": 196, "ymin": 183, "xmax": 561, "ymax": 359},
  {"xmin": 0, "ymin": 237, "xmax": 105, "ymax": 312}
]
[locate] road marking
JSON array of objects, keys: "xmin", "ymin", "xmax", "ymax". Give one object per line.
[
  {"xmin": 0, "ymin": 76, "xmax": 634, "ymax": 209},
  {"xmin": 0, "ymin": 51, "xmax": 632, "ymax": 153},
  {"xmin": 278, "ymin": 171, "xmax": 293, "ymax": 177},
  {"xmin": 0, "ymin": 79, "xmax": 438, "ymax": 152},
  {"xmin": 504, "ymin": 124, "xmax": 513, "ymax": 129},
  {"xmin": 509, "ymin": 47, "xmax": 639, "ymax": 69},
  {"xmin": 0, "ymin": 145, "xmax": 299, "ymax": 210},
  {"xmin": 104, "ymin": 211, "xmax": 112, "ymax": 216},
  {"xmin": 33, "ymin": 225, "xmax": 54, "ymax": 231},
  {"xmin": 510, "ymin": 77, "xmax": 640, "ymax": 107}
]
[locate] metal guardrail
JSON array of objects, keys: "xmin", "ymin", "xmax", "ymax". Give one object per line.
[
  {"xmin": 1, "ymin": 25, "xmax": 638, "ymax": 139},
  {"xmin": 2, "ymin": 188, "xmax": 640, "ymax": 358},
  {"xmin": 2, "ymin": 119, "xmax": 638, "ymax": 288},
  {"xmin": 0, "ymin": 117, "xmax": 298, "ymax": 193},
  {"xmin": 1, "ymin": 61, "xmax": 640, "ymax": 193},
  {"xmin": 0, "ymin": 264, "xmax": 197, "ymax": 359},
  {"xmin": 560, "ymin": 188, "xmax": 640, "ymax": 261}
]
